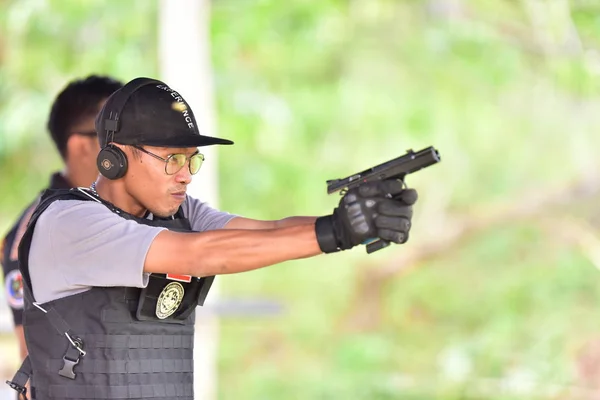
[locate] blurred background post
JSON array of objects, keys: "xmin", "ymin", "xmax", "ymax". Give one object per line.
[
  {"xmin": 159, "ymin": 0, "xmax": 221, "ymax": 398},
  {"xmin": 2, "ymin": 1, "xmax": 600, "ymax": 399}
]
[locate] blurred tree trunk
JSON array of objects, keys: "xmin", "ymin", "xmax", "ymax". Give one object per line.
[{"xmin": 158, "ymin": 1, "xmax": 220, "ymax": 399}]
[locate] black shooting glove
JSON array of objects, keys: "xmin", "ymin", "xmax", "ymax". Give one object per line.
[{"xmin": 315, "ymin": 180, "xmax": 418, "ymax": 253}]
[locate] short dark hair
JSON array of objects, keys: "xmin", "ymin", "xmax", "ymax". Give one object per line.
[{"xmin": 47, "ymin": 75, "xmax": 123, "ymax": 160}]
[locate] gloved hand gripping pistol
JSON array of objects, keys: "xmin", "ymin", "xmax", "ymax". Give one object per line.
[{"xmin": 326, "ymin": 146, "xmax": 441, "ymax": 253}]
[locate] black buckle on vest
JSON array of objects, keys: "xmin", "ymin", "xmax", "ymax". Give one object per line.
[
  {"xmin": 58, "ymin": 356, "xmax": 80, "ymax": 380},
  {"xmin": 5, "ymin": 380, "xmax": 28, "ymax": 400},
  {"xmin": 58, "ymin": 334, "xmax": 85, "ymax": 380}
]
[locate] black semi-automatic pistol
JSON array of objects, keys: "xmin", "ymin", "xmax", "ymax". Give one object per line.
[{"xmin": 326, "ymin": 146, "xmax": 441, "ymax": 253}]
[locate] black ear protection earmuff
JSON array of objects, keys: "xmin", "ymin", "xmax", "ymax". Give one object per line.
[
  {"xmin": 96, "ymin": 143, "xmax": 129, "ymax": 180},
  {"xmin": 96, "ymin": 77, "xmax": 163, "ymax": 180}
]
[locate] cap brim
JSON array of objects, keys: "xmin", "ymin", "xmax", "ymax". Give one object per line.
[{"xmin": 127, "ymin": 135, "xmax": 234, "ymax": 148}]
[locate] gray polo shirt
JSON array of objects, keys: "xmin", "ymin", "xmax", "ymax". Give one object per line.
[{"xmin": 28, "ymin": 194, "xmax": 236, "ymax": 304}]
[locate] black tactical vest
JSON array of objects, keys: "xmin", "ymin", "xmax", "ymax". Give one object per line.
[{"xmin": 8, "ymin": 188, "xmax": 214, "ymax": 400}]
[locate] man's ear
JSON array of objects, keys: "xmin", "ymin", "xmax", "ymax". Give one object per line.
[
  {"xmin": 67, "ymin": 134, "xmax": 98, "ymax": 159},
  {"xmin": 65, "ymin": 134, "xmax": 82, "ymax": 159}
]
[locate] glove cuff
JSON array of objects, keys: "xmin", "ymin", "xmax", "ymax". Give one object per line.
[{"xmin": 315, "ymin": 215, "xmax": 340, "ymax": 253}]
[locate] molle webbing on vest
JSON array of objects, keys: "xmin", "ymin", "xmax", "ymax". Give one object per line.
[
  {"xmin": 49, "ymin": 384, "xmax": 194, "ymax": 399},
  {"xmin": 47, "ymin": 358, "xmax": 194, "ymax": 374},
  {"xmin": 63, "ymin": 333, "xmax": 194, "ymax": 349}
]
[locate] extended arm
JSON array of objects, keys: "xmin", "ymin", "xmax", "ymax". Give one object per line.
[
  {"xmin": 145, "ymin": 223, "xmax": 321, "ymax": 276},
  {"xmin": 146, "ymin": 182, "xmax": 417, "ymax": 276}
]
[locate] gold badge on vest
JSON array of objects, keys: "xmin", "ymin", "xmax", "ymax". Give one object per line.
[
  {"xmin": 136, "ymin": 273, "xmax": 208, "ymax": 323},
  {"xmin": 156, "ymin": 281, "xmax": 185, "ymax": 319}
]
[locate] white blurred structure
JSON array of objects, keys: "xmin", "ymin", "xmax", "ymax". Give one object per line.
[{"xmin": 159, "ymin": 1, "xmax": 220, "ymax": 399}]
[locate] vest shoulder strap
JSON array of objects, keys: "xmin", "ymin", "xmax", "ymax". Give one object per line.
[{"xmin": 29, "ymin": 188, "xmax": 97, "ymax": 226}]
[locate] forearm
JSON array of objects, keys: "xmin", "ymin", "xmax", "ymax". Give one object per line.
[
  {"xmin": 146, "ymin": 224, "xmax": 322, "ymax": 276},
  {"xmin": 273, "ymin": 216, "xmax": 317, "ymax": 228},
  {"xmin": 224, "ymin": 216, "xmax": 318, "ymax": 230}
]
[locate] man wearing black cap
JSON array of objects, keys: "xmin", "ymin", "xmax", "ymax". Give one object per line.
[
  {"xmin": 8, "ymin": 77, "xmax": 417, "ymax": 400},
  {"xmin": 1, "ymin": 75, "xmax": 123, "ymax": 365}
]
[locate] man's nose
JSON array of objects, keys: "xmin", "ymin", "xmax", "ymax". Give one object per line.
[{"xmin": 174, "ymin": 164, "xmax": 193, "ymax": 184}]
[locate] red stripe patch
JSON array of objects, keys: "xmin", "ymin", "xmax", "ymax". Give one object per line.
[{"xmin": 166, "ymin": 273, "xmax": 192, "ymax": 283}]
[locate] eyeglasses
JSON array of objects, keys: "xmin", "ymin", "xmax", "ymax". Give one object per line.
[{"xmin": 133, "ymin": 146, "xmax": 205, "ymax": 175}]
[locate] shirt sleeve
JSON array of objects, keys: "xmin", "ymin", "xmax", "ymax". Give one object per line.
[
  {"xmin": 181, "ymin": 195, "xmax": 236, "ymax": 232},
  {"xmin": 28, "ymin": 200, "xmax": 166, "ymax": 304}
]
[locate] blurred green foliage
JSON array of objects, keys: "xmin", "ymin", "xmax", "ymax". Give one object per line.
[{"xmin": 2, "ymin": 0, "xmax": 600, "ymax": 399}]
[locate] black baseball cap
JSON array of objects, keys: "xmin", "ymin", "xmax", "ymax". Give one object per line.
[{"xmin": 96, "ymin": 77, "xmax": 234, "ymax": 148}]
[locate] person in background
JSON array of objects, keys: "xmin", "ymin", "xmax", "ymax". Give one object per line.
[{"xmin": 1, "ymin": 75, "xmax": 123, "ymax": 362}]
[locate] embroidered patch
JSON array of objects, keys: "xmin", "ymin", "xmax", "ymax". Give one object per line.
[
  {"xmin": 5, "ymin": 269, "xmax": 24, "ymax": 309},
  {"xmin": 156, "ymin": 281, "xmax": 184, "ymax": 319}
]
